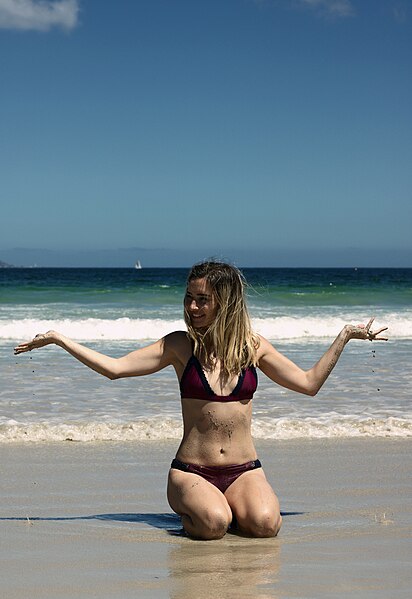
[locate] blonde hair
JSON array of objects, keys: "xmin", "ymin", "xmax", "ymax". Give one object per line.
[{"xmin": 184, "ymin": 261, "xmax": 259, "ymax": 375}]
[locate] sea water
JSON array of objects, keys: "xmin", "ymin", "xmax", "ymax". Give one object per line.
[{"xmin": 1, "ymin": 267, "xmax": 411, "ymax": 442}]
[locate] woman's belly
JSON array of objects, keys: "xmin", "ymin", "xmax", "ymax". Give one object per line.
[{"xmin": 176, "ymin": 399, "xmax": 257, "ymax": 466}]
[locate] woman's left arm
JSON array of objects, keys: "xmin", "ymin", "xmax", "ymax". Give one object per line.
[{"xmin": 258, "ymin": 318, "xmax": 388, "ymax": 397}]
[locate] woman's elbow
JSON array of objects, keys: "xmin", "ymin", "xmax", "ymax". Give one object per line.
[
  {"xmin": 103, "ymin": 366, "xmax": 123, "ymax": 380},
  {"xmin": 106, "ymin": 372, "xmax": 119, "ymax": 380},
  {"xmin": 303, "ymin": 378, "xmax": 321, "ymax": 396},
  {"xmin": 103, "ymin": 359, "xmax": 126, "ymax": 380},
  {"xmin": 290, "ymin": 383, "xmax": 318, "ymax": 397}
]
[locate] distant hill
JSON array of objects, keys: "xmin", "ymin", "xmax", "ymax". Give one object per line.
[{"xmin": 0, "ymin": 260, "xmax": 14, "ymax": 268}]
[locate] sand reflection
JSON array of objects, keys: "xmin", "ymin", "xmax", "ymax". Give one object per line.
[{"xmin": 167, "ymin": 534, "xmax": 281, "ymax": 599}]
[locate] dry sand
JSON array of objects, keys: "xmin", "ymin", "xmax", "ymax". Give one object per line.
[{"xmin": 1, "ymin": 438, "xmax": 411, "ymax": 598}]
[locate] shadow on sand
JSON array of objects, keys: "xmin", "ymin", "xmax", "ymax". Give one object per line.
[{"xmin": 1, "ymin": 510, "xmax": 304, "ymax": 535}]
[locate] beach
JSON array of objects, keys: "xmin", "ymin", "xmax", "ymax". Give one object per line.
[
  {"xmin": 2, "ymin": 267, "xmax": 411, "ymax": 596},
  {"xmin": 1, "ymin": 438, "xmax": 411, "ymax": 598}
]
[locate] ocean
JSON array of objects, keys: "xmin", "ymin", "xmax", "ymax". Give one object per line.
[{"xmin": 1, "ymin": 267, "xmax": 411, "ymax": 442}]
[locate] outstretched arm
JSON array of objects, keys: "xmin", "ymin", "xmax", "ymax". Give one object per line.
[
  {"xmin": 14, "ymin": 330, "xmax": 177, "ymax": 380},
  {"xmin": 257, "ymin": 318, "xmax": 388, "ymax": 397}
]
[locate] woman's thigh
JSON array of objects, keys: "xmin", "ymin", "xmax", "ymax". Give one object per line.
[
  {"xmin": 167, "ymin": 468, "xmax": 232, "ymax": 540},
  {"xmin": 224, "ymin": 468, "xmax": 282, "ymax": 537}
]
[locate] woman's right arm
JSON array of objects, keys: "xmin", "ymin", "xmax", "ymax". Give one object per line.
[{"xmin": 14, "ymin": 330, "xmax": 177, "ymax": 380}]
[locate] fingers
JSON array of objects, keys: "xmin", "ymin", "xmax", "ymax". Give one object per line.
[
  {"xmin": 14, "ymin": 333, "xmax": 47, "ymax": 355},
  {"xmin": 364, "ymin": 318, "xmax": 389, "ymax": 341},
  {"xmin": 14, "ymin": 340, "xmax": 34, "ymax": 353},
  {"xmin": 374, "ymin": 326, "xmax": 388, "ymax": 335},
  {"xmin": 14, "ymin": 344, "xmax": 30, "ymax": 355},
  {"xmin": 372, "ymin": 332, "xmax": 389, "ymax": 341},
  {"xmin": 368, "ymin": 325, "xmax": 389, "ymax": 342},
  {"xmin": 350, "ymin": 319, "xmax": 388, "ymax": 342}
]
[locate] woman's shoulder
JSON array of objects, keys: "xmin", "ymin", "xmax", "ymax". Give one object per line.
[
  {"xmin": 165, "ymin": 330, "xmax": 190, "ymax": 343},
  {"xmin": 163, "ymin": 330, "xmax": 191, "ymax": 354},
  {"xmin": 163, "ymin": 331, "xmax": 192, "ymax": 370},
  {"xmin": 255, "ymin": 334, "xmax": 276, "ymax": 359}
]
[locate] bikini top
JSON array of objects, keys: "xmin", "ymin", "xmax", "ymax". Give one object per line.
[{"xmin": 180, "ymin": 355, "xmax": 258, "ymax": 402}]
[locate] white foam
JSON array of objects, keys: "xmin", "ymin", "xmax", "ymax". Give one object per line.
[
  {"xmin": 0, "ymin": 419, "xmax": 183, "ymax": 443},
  {"xmin": 252, "ymin": 416, "xmax": 412, "ymax": 439},
  {"xmin": 252, "ymin": 314, "xmax": 409, "ymax": 340},
  {"xmin": 1, "ymin": 415, "xmax": 410, "ymax": 443},
  {"xmin": 0, "ymin": 318, "xmax": 185, "ymax": 341},
  {"xmin": 1, "ymin": 313, "xmax": 411, "ymax": 341}
]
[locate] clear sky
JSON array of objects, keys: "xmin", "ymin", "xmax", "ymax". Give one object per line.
[{"xmin": 1, "ymin": 0, "xmax": 411, "ymax": 266}]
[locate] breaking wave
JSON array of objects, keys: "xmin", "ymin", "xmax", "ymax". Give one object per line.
[
  {"xmin": 1, "ymin": 415, "xmax": 410, "ymax": 443},
  {"xmin": 1, "ymin": 313, "xmax": 410, "ymax": 341}
]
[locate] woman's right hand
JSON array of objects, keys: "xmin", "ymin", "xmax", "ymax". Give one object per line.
[{"xmin": 14, "ymin": 330, "xmax": 60, "ymax": 355}]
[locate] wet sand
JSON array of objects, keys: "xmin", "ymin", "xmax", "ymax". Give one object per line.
[{"xmin": 1, "ymin": 438, "xmax": 411, "ymax": 598}]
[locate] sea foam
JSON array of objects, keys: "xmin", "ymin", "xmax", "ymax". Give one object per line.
[
  {"xmin": 1, "ymin": 415, "xmax": 410, "ymax": 443},
  {"xmin": 1, "ymin": 313, "xmax": 411, "ymax": 341}
]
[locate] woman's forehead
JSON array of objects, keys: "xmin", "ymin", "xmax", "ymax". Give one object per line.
[{"xmin": 187, "ymin": 277, "xmax": 213, "ymax": 296}]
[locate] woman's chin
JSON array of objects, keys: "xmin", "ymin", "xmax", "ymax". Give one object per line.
[{"xmin": 191, "ymin": 318, "xmax": 209, "ymax": 330}]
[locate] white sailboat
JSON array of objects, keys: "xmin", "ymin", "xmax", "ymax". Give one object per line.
[{"xmin": 134, "ymin": 260, "xmax": 142, "ymax": 269}]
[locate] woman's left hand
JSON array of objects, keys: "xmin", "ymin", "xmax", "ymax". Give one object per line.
[{"xmin": 345, "ymin": 317, "xmax": 388, "ymax": 342}]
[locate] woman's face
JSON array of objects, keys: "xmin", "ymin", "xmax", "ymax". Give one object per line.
[{"xmin": 184, "ymin": 277, "xmax": 218, "ymax": 329}]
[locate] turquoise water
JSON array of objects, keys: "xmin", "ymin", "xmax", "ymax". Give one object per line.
[
  {"xmin": 1, "ymin": 267, "xmax": 411, "ymax": 307},
  {"xmin": 1, "ymin": 267, "xmax": 411, "ymax": 338},
  {"xmin": 1, "ymin": 267, "xmax": 411, "ymax": 442}
]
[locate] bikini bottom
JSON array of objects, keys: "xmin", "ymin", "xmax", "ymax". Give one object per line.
[{"xmin": 170, "ymin": 458, "xmax": 262, "ymax": 494}]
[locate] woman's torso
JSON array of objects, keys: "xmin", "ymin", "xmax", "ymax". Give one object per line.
[{"xmin": 170, "ymin": 332, "xmax": 258, "ymax": 466}]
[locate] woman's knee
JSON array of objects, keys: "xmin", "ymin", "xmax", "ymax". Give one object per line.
[
  {"xmin": 239, "ymin": 509, "xmax": 282, "ymax": 538},
  {"xmin": 167, "ymin": 470, "xmax": 232, "ymax": 539},
  {"xmin": 184, "ymin": 506, "xmax": 232, "ymax": 540}
]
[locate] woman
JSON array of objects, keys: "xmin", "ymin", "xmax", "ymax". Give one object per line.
[{"xmin": 14, "ymin": 261, "xmax": 388, "ymax": 540}]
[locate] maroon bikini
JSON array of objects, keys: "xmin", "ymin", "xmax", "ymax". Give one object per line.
[
  {"xmin": 179, "ymin": 354, "xmax": 258, "ymax": 402},
  {"xmin": 170, "ymin": 458, "xmax": 262, "ymax": 494},
  {"xmin": 171, "ymin": 354, "xmax": 261, "ymax": 493}
]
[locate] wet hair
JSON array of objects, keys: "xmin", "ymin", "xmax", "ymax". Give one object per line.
[{"xmin": 184, "ymin": 260, "xmax": 259, "ymax": 375}]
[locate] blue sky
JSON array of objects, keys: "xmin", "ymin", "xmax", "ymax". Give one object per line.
[{"xmin": 1, "ymin": 0, "xmax": 411, "ymax": 266}]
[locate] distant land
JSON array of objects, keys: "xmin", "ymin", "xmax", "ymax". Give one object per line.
[
  {"xmin": 0, "ymin": 247, "xmax": 411, "ymax": 268},
  {"xmin": 0, "ymin": 260, "xmax": 14, "ymax": 268}
]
